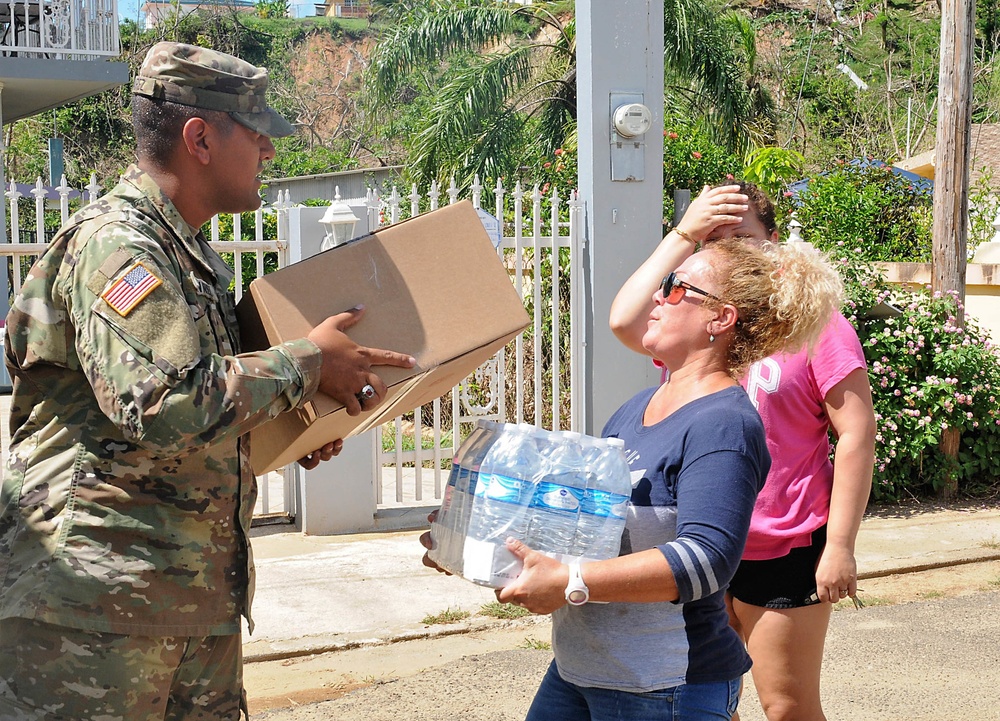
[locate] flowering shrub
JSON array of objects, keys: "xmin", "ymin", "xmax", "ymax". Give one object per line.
[
  {"xmin": 527, "ymin": 144, "xmax": 578, "ymax": 199},
  {"xmin": 853, "ymin": 285, "xmax": 1000, "ymax": 501}
]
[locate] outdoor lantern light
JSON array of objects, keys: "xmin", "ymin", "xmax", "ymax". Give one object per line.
[{"xmin": 319, "ymin": 186, "xmax": 359, "ymax": 251}]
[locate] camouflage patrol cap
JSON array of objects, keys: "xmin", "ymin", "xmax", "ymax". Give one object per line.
[{"xmin": 133, "ymin": 42, "xmax": 295, "ymax": 138}]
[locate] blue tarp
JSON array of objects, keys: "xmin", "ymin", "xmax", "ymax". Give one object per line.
[{"xmin": 787, "ymin": 157, "xmax": 934, "ymax": 199}]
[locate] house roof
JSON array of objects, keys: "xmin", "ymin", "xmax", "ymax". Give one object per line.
[
  {"xmin": 787, "ymin": 157, "xmax": 933, "ymax": 199},
  {"xmin": 894, "ymin": 124, "xmax": 1000, "ymax": 190}
]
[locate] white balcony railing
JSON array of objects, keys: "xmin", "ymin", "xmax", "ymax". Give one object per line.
[{"xmin": 0, "ymin": 0, "xmax": 120, "ymax": 59}]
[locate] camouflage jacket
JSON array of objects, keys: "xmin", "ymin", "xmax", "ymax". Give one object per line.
[{"xmin": 0, "ymin": 166, "xmax": 321, "ymax": 636}]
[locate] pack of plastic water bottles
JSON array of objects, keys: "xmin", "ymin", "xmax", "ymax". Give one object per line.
[{"xmin": 428, "ymin": 421, "xmax": 632, "ymax": 589}]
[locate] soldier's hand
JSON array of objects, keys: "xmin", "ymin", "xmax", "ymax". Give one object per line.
[
  {"xmin": 297, "ymin": 440, "xmax": 343, "ymax": 469},
  {"xmin": 306, "ymin": 306, "xmax": 415, "ymax": 416}
]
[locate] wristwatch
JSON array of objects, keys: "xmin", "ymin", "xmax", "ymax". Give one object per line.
[{"xmin": 565, "ymin": 562, "xmax": 590, "ymax": 606}]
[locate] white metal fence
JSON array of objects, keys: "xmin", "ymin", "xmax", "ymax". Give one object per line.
[
  {"xmin": 2, "ymin": 173, "xmax": 583, "ymax": 525},
  {"xmin": 369, "ymin": 178, "xmax": 584, "ymax": 509}
]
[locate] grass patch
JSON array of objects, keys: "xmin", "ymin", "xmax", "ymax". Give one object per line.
[
  {"xmin": 479, "ymin": 601, "xmax": 532, "ymax": 620},
  {"xmin": 422, "ymin": 607, "xmax": 471, "ymax": 625},
  {"xmin": 379, "ymin": 421, "xmax": 455, "ymax": 456},
  {"xmin": 519, "ymin": 636, "xmax": 551, "ymax": 651},
  {"xmin": 981, "ymin": 535, "xmax": 1000, "ymax": 550},
  {"xmin": 852, "ymin": 594, "xmax": 892, "ymax": 607},
  {"xmin": 920, "ymin": 590, "xmax": 945, "ymax": 599}
]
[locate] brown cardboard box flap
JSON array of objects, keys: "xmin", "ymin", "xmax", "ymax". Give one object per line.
[{"xmin": 237, "ymin": 200, "xmax": 529, "ymax": 473}]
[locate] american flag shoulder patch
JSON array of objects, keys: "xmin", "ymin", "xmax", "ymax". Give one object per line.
[{"xmin": 102, "ymin": 261, "xmax": 163, "ymax": 317}]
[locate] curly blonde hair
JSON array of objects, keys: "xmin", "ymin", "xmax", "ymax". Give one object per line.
[{"xmin": 702, "ymin": 239, "xmax": 844, "ymax": 378}]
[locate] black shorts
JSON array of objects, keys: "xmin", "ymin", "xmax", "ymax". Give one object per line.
[{"xmin": 728, "ymin": 525, "xmax": 827, "ymax": 609}]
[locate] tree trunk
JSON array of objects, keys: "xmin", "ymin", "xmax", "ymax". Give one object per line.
[
  {"xmin": 931, "ymin": 0, "xmax": 974, "ymax": 305},
  {"xmin": 939, "ymin": 427, "xmax": 961, "ymax": 499}
]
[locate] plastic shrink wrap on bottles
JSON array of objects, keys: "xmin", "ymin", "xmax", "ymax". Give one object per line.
[
  {"xmin": 525, "ymin": 431, "xmax": 588, "ymax": 555},
  {"xmin": 428, "ymin": 424, "xmax": 633, "ymax": 589},
  {"xmin": 427, "ymin": 419, "xmax": 501, "ymax": 574},
  {"xmin": 463, "ymin": 424, "xmax": 541, "ymax": 588},
  {"xmin": 575, "ymin": 437, "xmax": 632, "ymax": 560}
]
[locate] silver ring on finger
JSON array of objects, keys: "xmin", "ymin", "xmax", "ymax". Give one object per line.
[{"xmin": 356, "ymin": 384, "xmax": 376, "ymax": 403}]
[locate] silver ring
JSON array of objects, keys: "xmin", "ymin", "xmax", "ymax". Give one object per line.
[{"xmin": 357, "ymin": 384, "xmax": 376, "ymax": 403}]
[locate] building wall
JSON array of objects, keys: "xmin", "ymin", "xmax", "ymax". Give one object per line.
[
  {"xmin": 262, "ymin": 166, "xmax": 403, "ymax": 206},
  {"xmin": 881, "ymin": 262, "xmax": 1000, "ymax": 342}
]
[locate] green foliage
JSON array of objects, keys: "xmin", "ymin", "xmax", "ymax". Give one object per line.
[
  {"xmin": 741, "ymin": 146, "xmax": 805, "ymax": 199},
  {"xmin": 204, "ymin": 209, "xmax": 281, "ymax": 292},
  {"xmin": 528, "ymin": 141, "xmax": 578, "ymax": 199},
  {"xmin": 255, "ymin": 0, "xmax": 289, "ymax": 19},
  {"xmin": 4, "ymin": 14, "xmax": 371, "ymax": 191},
  {"xmin": 968, "ymin": 169, "xmax": 1000, "ymax": 258},
  {"xmin": 978, "ymin": 0, "xmax": 1000, "ymax": 56},
  {"xmin": 852, "ymin": 287, "xmax": 1000, "ymax": 501},
  {"xmin": 267, "ymin": 142, "xmax": 360, "ymax": 179},
  {"xmin": 661, "ymin": 126, "xmax": 741, "ymax": 224},
  {"xmin": 364, "ymin": 1, "xmax": 575, "ymax": 188},
  {"xmin": 783, "ymin": 163, "xmax": 933, "ymax": 262}
]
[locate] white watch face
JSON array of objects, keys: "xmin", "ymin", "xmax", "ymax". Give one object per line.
[{"xmin": 567, "ymin": 588, "xmax": 588, "ymax": 605}]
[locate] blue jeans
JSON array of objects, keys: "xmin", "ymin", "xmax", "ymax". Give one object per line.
[{"xmin": 524, "ymin": 661, "xmax": 741, "ymax": 721}]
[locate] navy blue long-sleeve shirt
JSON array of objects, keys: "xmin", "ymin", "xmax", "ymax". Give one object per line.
[{"xmin": 550, "ymin": 385, "xmax": 769, "ymax": 691}]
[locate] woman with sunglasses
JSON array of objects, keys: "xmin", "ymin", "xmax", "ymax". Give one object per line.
[
  {"xmin": 493, "ymin": 238, "xmax": 843, "ymax": 721},
  {"xmin": 610, "ymin": 181, "xmax": 876, "ymax": 721}
]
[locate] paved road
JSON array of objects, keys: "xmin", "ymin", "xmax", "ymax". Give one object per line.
[{"xmin": 252, "ymin": 590, "xmax": 1000, "ymax": 720}]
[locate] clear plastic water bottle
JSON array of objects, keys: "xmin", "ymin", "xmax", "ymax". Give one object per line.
[
  {"xmin": 428, "ymin": 421, "xmax": 489, "ymax": 573},
  {"xmin": 579, "ymin": 433, "xmax": 604, "ymax": 466},
  {"xmin": 463, "ymin": 423, "xmax": 541, "ymax": 587},
  {"xmin": 526, "ymin": 430, "xmax": 588, "ymax": 555},
  {"xmin": 575, "ymin": 436, "xmax": 632, "ymax": 560},
  {"xmin": 444, "ymin": 420, "xmax": 502, "ymax": 574}
]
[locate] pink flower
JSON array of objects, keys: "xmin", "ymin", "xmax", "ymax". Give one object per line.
[
  {"xmin": 554, "ymin": 148, "xmax": 564, "ymax": 156},
  {"xmin": 783, "ymin": 191, "xmax": 794, "ymax": 197},
  {"xmin": 692, "ymin": 151, "xmax": 702, "ymax": 159},
  {"xmin": 668, "ymin": 132, "xmax": 678, "ymax": 140},
  {"xmin": 543, "ymin": 162, "xmax": 552, "ymax": 169}
]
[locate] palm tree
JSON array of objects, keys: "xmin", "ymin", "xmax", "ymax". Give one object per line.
[{"xmin": 366, "ymin": 0, "xmax": 774, "ymax": 187}]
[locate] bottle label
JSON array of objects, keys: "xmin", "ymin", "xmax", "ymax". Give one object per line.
[
  {"xmin": 531, "ymin": 481, "xmax": 582, "ymax": 513},
  {"xmin": 483, "ymin": 472, "xmax": 531, "ymax": 503},
  {"xmin": 580, "ymin": 490, "xmax": 630, "ymax": 520}
]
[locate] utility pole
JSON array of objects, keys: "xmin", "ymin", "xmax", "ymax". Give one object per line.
[
  {"xmin": 931, "ymin": 0, "xmax": 975, "ymax": 305},
  {"xmin": 576, "ymin": 1, "xmax": 665, "ymax": 434},
  {"xmin": 932, "ymin": 0, "xmax": 975, "ymax": 497}
]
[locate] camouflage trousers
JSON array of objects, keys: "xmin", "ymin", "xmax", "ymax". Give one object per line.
[{"xmin": 0, "ymin": 617, "xmax": 246, "ymax": 721}]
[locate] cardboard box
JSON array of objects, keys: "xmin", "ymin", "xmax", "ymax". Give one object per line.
[{"xmin": 236, "ymin": 200, "xmax": 530, "ymax": 474}]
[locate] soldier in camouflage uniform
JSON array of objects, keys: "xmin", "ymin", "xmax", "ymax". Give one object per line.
[{"xmin": 0, "ymin": 42, "xmax": 414, "ymax": 720}]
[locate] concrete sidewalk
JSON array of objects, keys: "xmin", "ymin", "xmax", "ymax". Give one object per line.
[{"xmin": 242, "ymin": 504, "xmax": 1000, "ymax": 662}]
